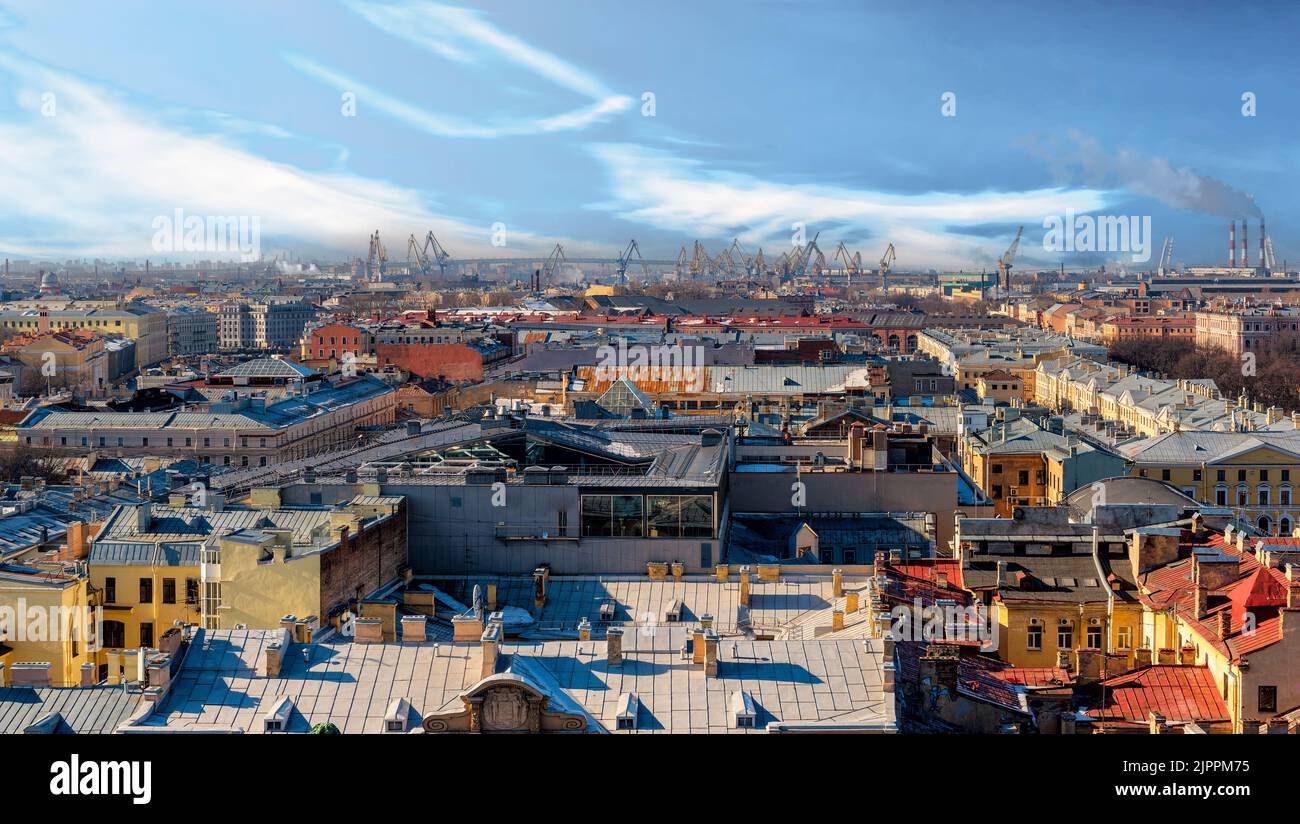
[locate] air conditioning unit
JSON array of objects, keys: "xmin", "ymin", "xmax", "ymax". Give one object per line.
[
  {"xmin": 1028, "ymin": 617, "xmax": 1042, "ymax": 626},
  {"xmin": 1089, "ymin": 617, "xmax": 1102, "ymax": 626},
  {"xmin": 1058, "ymin": 618, "xmax": 1072, "ymax": 625}
]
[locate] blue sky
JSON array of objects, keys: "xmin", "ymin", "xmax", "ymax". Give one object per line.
[{"xmin": 0, "ymin": 0, "xmax": 1296, "ymax": 269}]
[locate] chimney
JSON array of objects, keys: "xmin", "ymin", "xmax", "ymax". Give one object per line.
[
  {"xmin": 995, "ymin": 560, "xmax": 1009, "ymax": 589},
  {"xmin": 1229, "ymin": 220, "xmax": 1236, "ymax": 268},
  {"xmin": 692, "ymin": 626, "xmax": 706, "ymax": 665},
  {"xmin": 1193, "ymin": 585, "xmax": 1208, "ymax": 619},
  {"xmin": 872, "ymin": 428, "xmax": 888, "ymax": 471},
  {"xmin": 703, "ymin": 631, "xmax": 719, "ymax": 676},
  {"xmin": 832, "ymin": 568, "xmax": 844, "ymax": 598},
  {"xmin": 607, "ymin": 626, "xmax": 624, "ymax": 666},
  {"xmin": 1215, "ymin": 609, "xmax": 1231, "ymax": 640},
  {"xmin": 1056, "ymin": 650, "xmax": 1072, "ymax": 671},
  {"xmin": 1073, "ymin": 648, "xmax": 1103, "ymax": 684},
  {"xmin": 480, "ymin": 621, "xmax": 501, "ymax": 679},
  {"xmin": 1157, "ymin": 648, "xmax": 1177, "ymax": 665},
  {"xmin": 848, "ymin": 422, "xmax": 866, "ymax": 468},
  {"xmin": 739, "ymin": 565, "xmax": 751, "ymax": 607},
  {"xmin": 1260, "ymin": 217, "xmax": 1267, "ymax": 268},
  {"xmin": 919, "ymin": 644, "xmax": 960, "ymax": 691},
  {"xmin": 10, "ymin": 662, "xmax": 51, "ymax": 688},
  {"xmin": 1241, "ymin": 220, "xmax": 1248, "ymax": 268}
]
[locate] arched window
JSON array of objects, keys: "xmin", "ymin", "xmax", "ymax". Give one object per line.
[
  {"xmin": 1237, "ymin": 485, "xmax": 1249, "ymax": 507},
  {"xmin": 1215, "ymin": 484, "xmax": 1228, "ymax": 507},
  {"xmin": 1257, "ymin": 515, "xmax": 1273, "ymax": 535},
  {"xmin": 1281, "ymin": 517, "xmax": 1293, "ymax": 537}
]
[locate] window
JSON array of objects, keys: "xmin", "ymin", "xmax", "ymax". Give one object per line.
[
  {"xmin": 1261, "ymin": 470, "xmax": 1270, "ymax": 482},
  {"xmin": 104, "ymin": 577, "xmax": 116, "ymax": 604},
  {"xmin": 991, "ymin": 463, "xmax": 1003, "ymax": 474},
  {"xmin": 1259, "ymin": 487, "xmax": 1271, "ymax": 506},
  {"xmin": 1018, "ymin": 470, "xmax": 1030, "ymax": 485},
  {"xmin": 581, "ymin": 495, "xmax": 644, "ymax": 538},
  {"xmin": 1086, "ymin": 625, "xmax": 1103, "ymax": 648},
  {"xmin": 1161, "ymin": 469, "xmax": 1171, "ymax": 481},
  {"xmin": 992, "ymin": 485, "xmax": 1003, "ymax": 499},
  {"xmin": 139, "ymin": 577, "xmax": 153, "ymax": 604},
  {"xmin": 140, "ymin": 622, "xmax": 154, "ymax": 649},
  {"xmin": 185, "ymin": 578, "xmax": 199, "ymax": 605},
  {"xmin": 1259, "ymin": 685, "xmax": 1278, "ymax": 713},
  {"xmin": 1216, "ymin": 487, "xmax": 1228, "ymax": 506},
  {"xmin": 557, "ymin": 510, "xmax": 568, "ymax": 537},
  {"xmin": 1282, "ymin": 488, "xmax": 1292, "ymax": 506},
  {"xmin": 1026, "ymin": 623, "xmax": 1042, "ymax": 650},
  {"xmin": 842, "ymin": 548, "xmax": 857, "ymax": 565},
  {"xmin": 162, "ymin": 578, "xmax": 176, "ymax": 604},
  {"xmin": 819, "ymin": 548, "xmax": 833, "ymax": 564},
  {"xmin": 1057, "ymin": 622, "xmax": 1073, "ymax": 650},
  {"xmin": 1193, "ymin": 469, "xmax": 1202, "ymax": 482},
  {"xmin": 1117, "ymin": 626, "xmax": 1132, "ymax": 650},
  {"xmin": 1217, "ymin": 469, "xmax": 1226, "ymax": 482},
  {"xmin": 646, "ymin": 495, "xmax": 714, "ymax": 538}
]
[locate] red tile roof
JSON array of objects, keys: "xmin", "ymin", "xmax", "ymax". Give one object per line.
[
  {"xmin": 1092, "ymin": 665, "xmax": 1228, "ymax": 724},
  {"xmin": 1137, "ymin": 530, "xmax": 1295, "ymax": 660}
]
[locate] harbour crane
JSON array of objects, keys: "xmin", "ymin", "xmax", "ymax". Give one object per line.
[
  {"xmin": 878, "ymin": 242, "xmax": 896, "ymax": 290},
  {"xmin": 673, "ymin": 245, "xmax": 689, "ymax": 279},
  {"xmin": 994, "ymin": 226, "xmax": 1023, "ymax": 298},
  {"xmin": 752, "ymin": 248, "xmax": 766, "ymax": 278},
  {"xmin": 539, "ymin": 243, "xmax": 566, "ymax": 289},
  {"xmin": 365, "ymin": 230, "xmax": 387, "ymax": 280},
  {"xmin": 834, "ymin": 242, "xmax": 862, "ymax": 285},
  {"xmin": 688, "ymin": 240, "xmax": 710, "ymax": 280},
  {"xmin": 615, "ymin": 239, "xmax": 649, "ymax": 284}
]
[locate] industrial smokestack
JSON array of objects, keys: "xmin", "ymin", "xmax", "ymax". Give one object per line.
[
  {"xmin": 1260, "ymin": 218, "xmax": 1267, "ymax": 269},
  {"xmin": 1229, "ymin": 221, "xmax": 1236, "ymax": 268},
  {"xmin": 1241, "ymin": 221, "xmax": 1248, "ymax": 268}
]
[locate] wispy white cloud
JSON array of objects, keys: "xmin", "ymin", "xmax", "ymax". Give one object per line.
[
  {"xmin": 286, "ymin": 53, "xmax": 629, "ymax": 139},
  {"xmin": 0, "ymin": 54, "xmax": 575, "ymax": 259},
  {"xmin": 589, "ymin": 144, "xmax": 1116, "ymax": 268},
  {"xmin": 286, "ymin": 0, "xmax": 632, "ymax": 139}
]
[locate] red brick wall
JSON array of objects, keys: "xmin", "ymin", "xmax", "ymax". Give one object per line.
[
  {"xmin": 319, "ymin": 503, "xmax": 407, "ymax": 619},
  {"xmin": 376, "ymin": 342, "xmax": 484, "ymax": 381}
]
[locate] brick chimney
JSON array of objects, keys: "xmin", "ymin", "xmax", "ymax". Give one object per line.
[
  {"xmin": 919, "ymin": 643, "xmax": 960, "ymax": 691},
  {"xmin": 480, "ymin": 621, "xmax": 501, "ymax": 679},
  {"xmin": 1193, "ymin": 585, "xmax": 1208, "ymax": 619},
  {"xmin": 1073, "ymin": 648, "xmax": 1103, "ymax": 684},
  {"xmin": 703, "ymin": 631, "xmax": 719, "ymax": 676},
  {"xmin": 607, "ymin": 626, "xmax": 624, "ymax": 666},
  {"xmin": 1215, "ymin": 609, "xmax": 1231, "ymax": 640}
]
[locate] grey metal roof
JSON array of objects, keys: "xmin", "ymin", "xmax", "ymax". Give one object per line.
[
  {"xmin": 88, "ymin": 541, "xmax": 203, "ymax": 567},
  {"xmin": 0, "ymin": 686, "xmax": 140, "ymax": 734}
]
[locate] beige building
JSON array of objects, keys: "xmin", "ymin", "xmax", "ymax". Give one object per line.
[
  {"xmin": 1195, "ymin": 308, "xmax": 1300, "ymax": 357},
  {"xmin": 17, "ymin": 373, "xmax": 396, "ymax": 467}
]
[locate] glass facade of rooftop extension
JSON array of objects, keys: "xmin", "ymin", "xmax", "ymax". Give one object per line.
[{"xmin": 580, "ymin": 493, "xmax": 714, "ymax": 539}]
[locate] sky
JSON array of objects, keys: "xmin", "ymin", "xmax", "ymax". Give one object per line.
[{"xmin": 1, "ymin": 0, "xmax": 1298, "ymax": 271}]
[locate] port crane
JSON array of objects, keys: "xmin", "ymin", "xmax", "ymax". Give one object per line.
[
  {"xmin": 877, "ymin": 243, "xmax": 896, "ymax": 290},
  {"xmin": 688, "ymin": 240, "xmax": 711, "ymax": 280},
  {"xmin": 673, "ymin": 246, "xmax": 689, "ymax": 279},
  {"xmin": 994, "ymin": 226, "xmax": 1023, "ymax": 298},
  {"xmin": 537, "ymin": 243, "xmax": 566, "ymax": 290},
  {"xmin": 833, "ymin": 242, "xmax": 862, "ymax": 285},
  {"xmin": 615, "ymin": 239, "xmax": 649, "ymax": 284},
  {"xmin": 365, "ymin": 230, "xmax": 388, "ymax": 280}
]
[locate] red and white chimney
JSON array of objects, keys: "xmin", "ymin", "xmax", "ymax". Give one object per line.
[
  {"xmin": 1241, "ymin": 221, "xmax": 1248, "ymax": 268},
  {"xmin": 1260, "ymin": 218, "xmax": 1267, "ymax": 268},
  {"xmin": 1229, "ymin": 221, "xmax": 1236, "ymax": 267}
]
